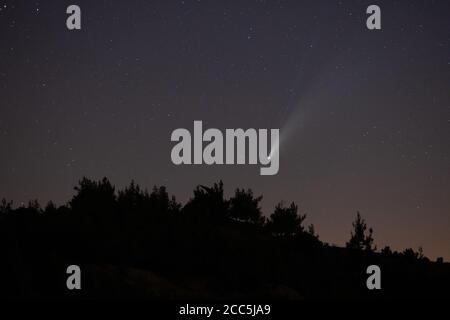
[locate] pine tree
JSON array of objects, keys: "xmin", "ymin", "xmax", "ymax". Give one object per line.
[{"xmin": 346, "ymin": 212, "xmax": 375, "ymax": 251}]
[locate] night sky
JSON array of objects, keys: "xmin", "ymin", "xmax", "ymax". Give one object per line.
[{"xmin": 1, "ymin": 0, "xmax": 449, "ymax": 259}]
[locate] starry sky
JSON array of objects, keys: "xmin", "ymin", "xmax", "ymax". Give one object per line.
[{"xmin": 1, "ymin": 0, "xmax": 449, "ymax": 259}]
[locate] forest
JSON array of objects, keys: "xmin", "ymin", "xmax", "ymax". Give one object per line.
[{"xmin": 0, "ymin": 177, "xmax": 449, "ymax": 299}]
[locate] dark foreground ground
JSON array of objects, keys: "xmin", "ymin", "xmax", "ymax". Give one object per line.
[{"xmin": 1, "ymin": 178, "xmax": 449, "ymax": 300}]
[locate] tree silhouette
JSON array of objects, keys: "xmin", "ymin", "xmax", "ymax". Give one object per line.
[
  {"xmin": 0, "ymin": 177, "xmax": 448, "ymax": 299},
  {"xmin": 44, "ymin": 201, "xmax": 58, "ymax": 215},
  {"xmin": 402, "ymin": 247, "xmax": 426, "ymax": 261},
  {"xmin": 307, "ymin": 223, "xmax": 319, "ymax": 240},
  {"xmin": 0, "ymin": 198, "xmax": 12, "ymax": 215},
  {"xmin": 149, "ymin": 186, "xmax": 180, "ymax": 216},
  {"xmin": 266, "ymin": 202, "xmax": 306, "ymax": 238},
  {"xmin": 70, "ymin": 177, "xmax": 116, "ymax": 214},
  {"xmin": 183, "ymin": 180, "xmax": 228, "ymax": 221},
  {"xmin": 381, "ymin": 246, "xmax": 393, "ymax": 256},
  {"xmin": 346, "ymin": 211, "xmax": 375, "ymax": 251},
  {"xmin": 117, "ymin": 181, "xmax": 181, "ymax": 218},
  {"xmin": 117, "ymin": 180, "xmax": 146, "ymax": 214},
  {"xmin": 229, "ymin": 188, "xmax": 264, "ymax": 225},
  {"xmin": 69, "ymin": 177, "xmax": 118, "ymax": 234}
]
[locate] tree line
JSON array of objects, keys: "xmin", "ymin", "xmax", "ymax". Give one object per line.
[
  {"xmin": 0, "ymin": 177, "xmax": 447, "ymax": 299},
  {"xmin": 0, "ymin": 177, "xmax": 434, "ymax": 261}
]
